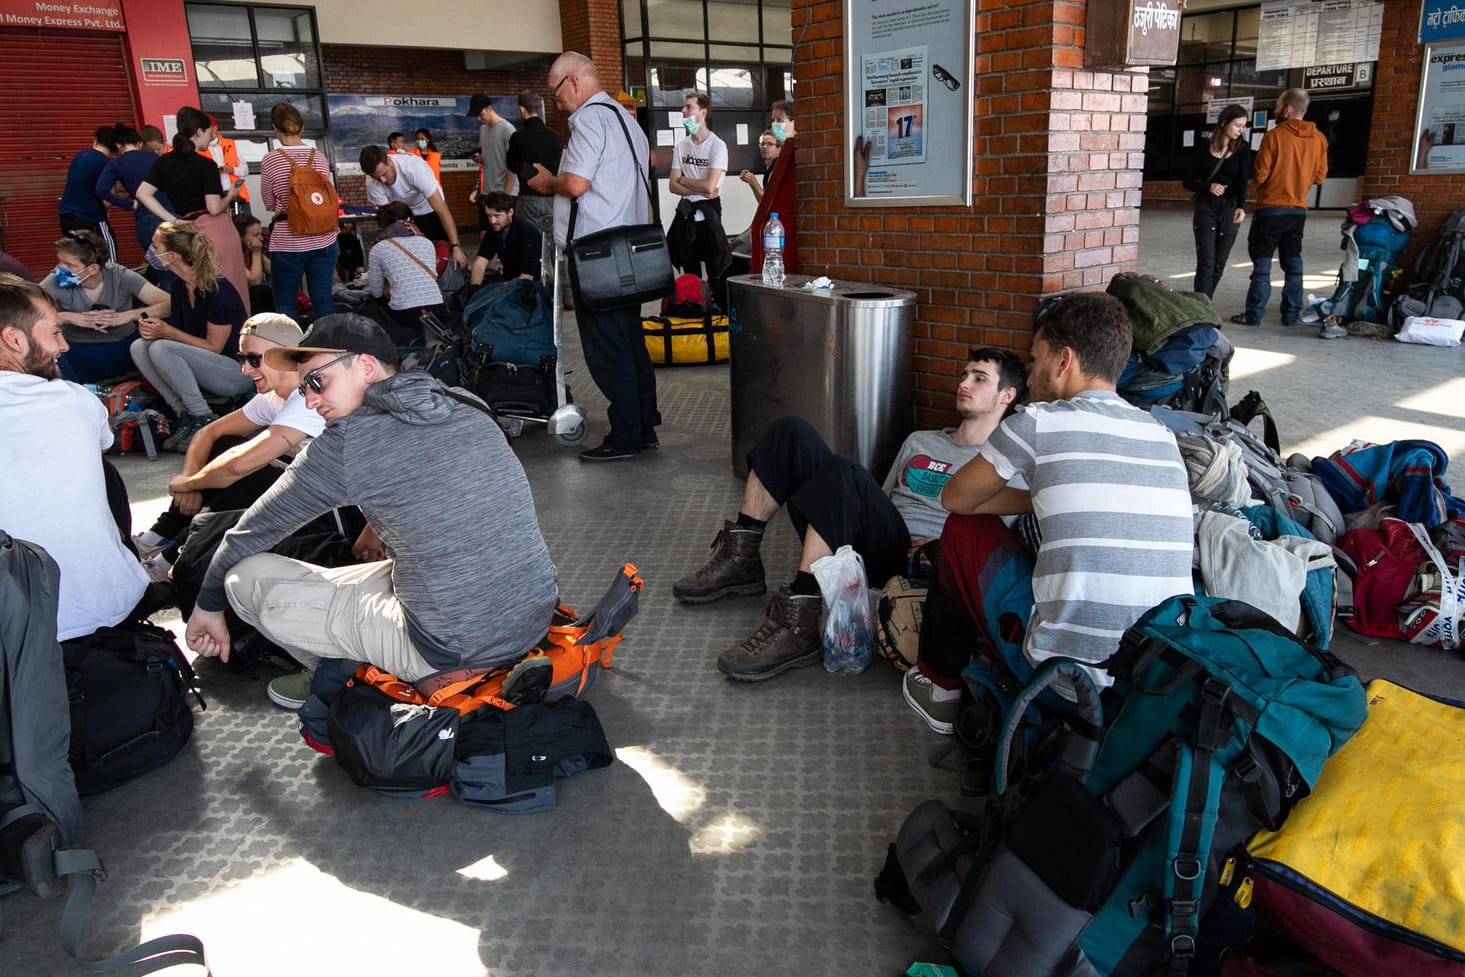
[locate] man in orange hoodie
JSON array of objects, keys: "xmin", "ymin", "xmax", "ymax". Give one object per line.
[{"xmin": 1231, "ymin": 88, "xmax": 1328, "ymax": 328}]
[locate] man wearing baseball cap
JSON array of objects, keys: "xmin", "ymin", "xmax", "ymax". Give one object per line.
[
  {"xmin": 183, "ymin": 313, "xmax": 558, "ymax": 709},
  {"xmin": 134, "ymin": 312, "xmax": 325, "ymax": 578}
]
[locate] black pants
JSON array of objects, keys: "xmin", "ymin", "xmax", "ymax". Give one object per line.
[
  {"xmin": 60, "ymin": 212, "xmax": 116, "ymax": 264},
  {"xmin": 747, "ymin": 417, "xmax": 910, "ymax": 586},
  {"xmin": 148, "ymin": 435, "xmax": 284, "ymax": 557},
  {"xmin": 1192, "ymin": 206, "xmax": 1240, "ymax": 299},
  {"xmin": 577, "ymin": 304, "xmax": 660, "ymax": 449},
  {"xmin": 413, "ymin": 209, "xmax": 448, "ymax": 244},
  {"xmin": 682, "ymin": 219, "xmax": 730, "ymax": 311}
]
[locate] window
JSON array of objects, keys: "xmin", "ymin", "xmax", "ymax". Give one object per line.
[{"xmin": 187, "ymin": 3, "xmax": 328, "ymax": 137}]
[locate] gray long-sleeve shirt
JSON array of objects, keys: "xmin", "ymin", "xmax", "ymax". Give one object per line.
[{"xmin": 199, "ymin": 371, "xmax": 558, "ymax": 672}]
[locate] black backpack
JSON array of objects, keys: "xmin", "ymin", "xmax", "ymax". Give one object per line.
[
  {"xmin": 1, "ymin": 530, "xmax": 205, "ymax": 972},
  {"xmin": 1412, "ymin": 207, "xmax": 1465, "ymax": 318},
  {"xmin": 61, "ymin": 622, "xmax": 206, "ymax": 795}
]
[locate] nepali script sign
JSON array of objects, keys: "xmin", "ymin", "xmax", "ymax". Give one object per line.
[{"xmin": 1422, "ymin": 0, "xmax": 1465, "ymax": 44}]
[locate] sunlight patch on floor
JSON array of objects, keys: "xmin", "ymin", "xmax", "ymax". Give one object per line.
[
  {"xmin": 143, "ymin": 858, "xmax": 487, "ymax": 976},
  {"xmin": 1227, "ymin": 347, "xmax": 1296, "ymax": 380},
  {"xmin": 616, "ymin": 745, "xmax": 764, "ymax": 855},
  {"xmin": 457, "ymin": 854, "xmax": 510, "ymax": 882},
  {"xmin": 1395, "ymin": 377, "xmax": 1465, "ymax": 420},
  {"xmin": 1287, "ymin": 416, "xmax": 1465, "ymax": 464}
]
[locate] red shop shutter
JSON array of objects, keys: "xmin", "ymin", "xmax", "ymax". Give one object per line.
[{"xmin": 0, "ymin": 30, "xmax": 141, "ymax": 276}]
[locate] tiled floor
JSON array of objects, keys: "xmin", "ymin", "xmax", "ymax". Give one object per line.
[{"xmin": 4, "ymin": 205, "xmax": 1463, "ymax": 977}]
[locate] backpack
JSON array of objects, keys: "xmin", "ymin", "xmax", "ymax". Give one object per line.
[
  {"xmin": 273, "ymin": 147, "xmax": 340, "ymax": 235},
  {"xmin": 876, "ymin": 595, "xmax": 1367, "ymax": 977},
  {"xmin": 464, "ymin": 277, "xmax": 555, "ymax": 365},
  {"xmin": 1106, "ymin": 273, "xmax": 1232, "ymax": 415},
  {"xmin": 61, "ymin": 621, "xmax": 207, "ymax": 795},
  {"xmin": 0, "ymin": 531, "xmax": 205, "ymax": 973},
  {"xmin": 1412, "ymin": 207, "xmax": 1465, "ymax": 318}
]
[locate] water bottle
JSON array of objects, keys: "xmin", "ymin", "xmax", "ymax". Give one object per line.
[{"xmin": 761, "ymin": 212, "xmax": 785, "ymax": 287}]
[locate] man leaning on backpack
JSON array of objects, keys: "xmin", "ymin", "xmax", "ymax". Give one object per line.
[
  {"xmin": 0, "ymin": 274, "xmax": 149, "ymax": 639},
  {"xmin": 183, "ymin": 313, "xmax": 559, "ymax": 709}
]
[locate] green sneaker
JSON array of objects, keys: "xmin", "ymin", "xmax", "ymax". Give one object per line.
[{"xmin": 267, "ymin": 669, "xmax": 316, "ymax": 710}]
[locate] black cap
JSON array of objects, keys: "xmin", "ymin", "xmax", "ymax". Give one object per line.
[
  {"xmin": 263, "ymin": 313, "xmax": 400, "ymax": 370},
  {"xmin": 467, "ymin": 94, "xmax": 493, "ymax": 118}
]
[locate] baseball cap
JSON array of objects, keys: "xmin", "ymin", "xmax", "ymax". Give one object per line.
[
  {"xmin": 239, "ymin": 312, "xmax": 303, "ymax": 349},
  {"xmin": 467, "ymin": 94, "xmax": 493, "ymax": 118},
  {"xmin": 263, "ymin": 313, "xmax": 400, "ymax": 371}
]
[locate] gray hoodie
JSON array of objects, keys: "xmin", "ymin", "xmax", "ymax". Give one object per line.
[{"xmin": 198, "ymin": 371, "xmax": 558, "ymax": 672}]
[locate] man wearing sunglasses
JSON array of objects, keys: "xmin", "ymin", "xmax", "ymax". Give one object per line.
[
  {"xmin": 183, "ymin": 313, "xmax": 558, "ymax": 710},
  {"xmin": 132, "ymin": 313, "xmax": 325, "ymax": 577}
]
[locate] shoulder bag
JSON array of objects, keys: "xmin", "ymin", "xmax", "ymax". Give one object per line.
[{"xmin": 566, "ymin": 103, "xmax": 674, "ymax": 312}]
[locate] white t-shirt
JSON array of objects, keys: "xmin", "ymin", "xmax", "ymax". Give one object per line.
[
  {"xmin": 673, "ymin": 131, "xmax": 728, "ymax": 220},
  {"xmin": 0, "ymin": 374, "xmax": 148, "ymax": 640},
  {"xmin": 240, "ymin": 387, "xmax": 325, "ymax": 445},
  {"xmin": 364, "ymin": 151, "xmax": 442, "ymax": 217}
]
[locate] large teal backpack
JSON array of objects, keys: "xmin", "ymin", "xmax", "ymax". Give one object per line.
[{"xmin": 877, "ymin": 595, "xmax": 1367, "ymax": 977}]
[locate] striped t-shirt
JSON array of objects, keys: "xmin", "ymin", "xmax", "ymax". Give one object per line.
[{"xmin": 980, "ymin": 390, "xmax": 1194, "ymax": 689}]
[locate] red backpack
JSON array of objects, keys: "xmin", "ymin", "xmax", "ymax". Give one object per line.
[{"xmin": 1338, "ymin": 518, "xmax": 1425, "ymax": 640}]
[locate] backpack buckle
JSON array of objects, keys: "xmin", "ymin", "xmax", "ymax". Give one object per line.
[{"xmin": 1173, "ymin": 856, "xmax": 1202, "ymax": 881}]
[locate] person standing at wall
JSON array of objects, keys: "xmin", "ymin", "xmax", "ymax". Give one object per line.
[
  {"xmin": 505, "ymin": 91, "xmax": 561, "ymax": 236},
  {"xmin": 1230, "ymin": 89, "xmax": 1328, "ymax": 327},
  {"xmin": 59, "ymin": 125, "xmax": 120, "ymax": 263},
  {"xmin": 1184, "ymin": 105, "xmax": 1250, "ymax": 300},
  {"xmin": 668, "ymin": 93, "xmax": 731, "ymax": 311},
  {"xmin": 527, "ymin": 51, "xmax": 661, "ymax": 463},
  {"xmin": 470, "ymin": 94, "xmax": 517, "ymax": 196},
  {"xmin": 260, "ymin": 103, "xmax": 341, "ymax": 319},
  {"xmin": 739, "ymin": 129, "xmax": 780, "ymax": 204},
  {"xmin": 95, "ymin": 125, "xmax": 170, "ymax": 253},
  {"xmin": 410, "ymin": 128, "xmax": 442, "ymax": 183}
]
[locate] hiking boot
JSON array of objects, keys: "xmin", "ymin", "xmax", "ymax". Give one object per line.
[
  {"xmin": 902, "ymin": 668, "xmax": 959, "ymax": 735},
  {"xmin": 717, "ymin": 590, "xmax": 822, "ymax": 681},
  {"xmin": 267, "ymin": 669, "xmax": 316, "ymax": 710},
  {"xmin": 1318, "ymin": 318, "xmax": 1348, "ymax": 340},
  {"xmin": 500, "ymin": 654, "xmax": 553, "ymax": 705},
  {"xmin": 672, "ymin": 521, "xmax": 766, "ymax": 604},
  {"xmin": 162, "ymin": 413, "xmax": 216, "ymax": 453}
]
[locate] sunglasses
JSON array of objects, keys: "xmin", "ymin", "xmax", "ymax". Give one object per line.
[
  {"xmin": 298, "ymin": 352, "xmax": 356, "ymax": 397},
  {"xmin": 235, "ymin": 352, "xmax": 263, "ymax": 368}
]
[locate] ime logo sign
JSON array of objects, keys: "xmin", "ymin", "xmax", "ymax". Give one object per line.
[{"xmin": 140, "ymin": 58, "xmax": 187, "ymax": 83}]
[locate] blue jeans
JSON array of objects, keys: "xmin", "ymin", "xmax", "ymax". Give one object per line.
[
  {"xmin": 59, "ymin": 334, "xmax": 139, "ymax": 383},
  {"xmin": 1245, "ymin": 209, "xmax": 1307, "ymax": 322},
  {"xmin": 269, "ymin": 242, "xmax": 340, "ymax": 320}
]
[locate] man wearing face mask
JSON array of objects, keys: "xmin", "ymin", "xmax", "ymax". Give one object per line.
[
  {"xmin": 668, "ymin": 92, "xmax": 731, "ymax": 311},
  {"xmin": 0, "ymin": 275, "xmax": 149, "ymax": 640}
]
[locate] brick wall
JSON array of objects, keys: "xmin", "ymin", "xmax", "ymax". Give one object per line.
[
  {"xmin": 321, "ymin": 45, "xmax": 558, "ymax": 235},
  {"xmin": 791, "ymin": 0, "xmax": 1147, "ymax": 428},
  {"xmin": 1357, "ymin": 2, "xmax": 1465, "ymax": 264},
  {"xmin": 557, "ymin": 0, "xmax": 624, "ymax": 93}
]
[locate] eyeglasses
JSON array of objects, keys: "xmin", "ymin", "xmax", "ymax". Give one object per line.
[
  {"xmin": 297, "ymin": 352, "xmax": 356, "ymax": 397},
  {"xmin": 235, "ymin": 352, "xmax": 263, "ymax": 368},
  {"xmin": 549, "ymin": 75, "xmax": 571, "ymax": 99},
  {"xmin": 931, "ymin": 62, "xmax": 960, "ymax": 92}
]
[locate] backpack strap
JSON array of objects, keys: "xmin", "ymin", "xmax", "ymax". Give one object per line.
[
  {"xmin": 994, "ymin": 660, "xmax": 1104, "ymax": 796},
  {"xmin": 387, "ymin": 238, "xmax": 438, "ymax": 279}
]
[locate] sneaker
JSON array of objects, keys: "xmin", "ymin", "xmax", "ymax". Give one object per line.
[
  {"xmin": 902, "ymin": 668, "xmax": 959, "ymax": 735},
  {"xmin": 132, "ymin": 530, "xmax": 172, "ymax": 559},
  {"xmin": 500, "ymin": 654, "xmax": 552, "ymax": 705},
  {"xmin": 141, "ymin": 553, "xmax": 173, "ymax": 583},
  {"xmin": 267, "ymin": 669, "xmax": 316, "ymax": 710},
  {"xmin": 717, "ymin": 590, "xmax": 823, "ymax": 681},
  {"xmin": 1319, "ymin": 318, "xmax": 1348, "ymax": 340},
  {"xmin": 579, "ymin": 440, "xmax": 640, "ymax": 463},
  {"xmin": 162, "ymin": 413, "xmax": 216, "ymax": 453},
  {"xmin": 1229, "ymin": 313, "xmax": 1260, "ymax": 326},
  {"xmin": 672, "ymin": 520, "xmax": 766, "ymax": 604}
]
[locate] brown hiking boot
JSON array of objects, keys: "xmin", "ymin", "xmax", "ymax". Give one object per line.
[
  {"xmin": 717, "ymin": 590, "xmax": 823, "ymax": 681},
  {"xmin": 672, "ymin": 521, "xmax": 766, "ymax": 604}
]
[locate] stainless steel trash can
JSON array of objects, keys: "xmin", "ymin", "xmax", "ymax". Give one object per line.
[{"xmin": 727, "ymin": 274, "xmax": 916, "ymax": 480}]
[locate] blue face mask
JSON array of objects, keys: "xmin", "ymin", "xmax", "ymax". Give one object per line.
[
  {"xmin": 771, "ymin": 121, "xmax": 789, "ymax": 142},
  {"xmin": 682, "ymin": 117, "xmax": 700, "ymax": 137},
  {"xmin": 53, "ymin": 266, "xmax": 84, "ymax": 288}
]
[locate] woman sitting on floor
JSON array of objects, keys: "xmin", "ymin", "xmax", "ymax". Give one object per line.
[
  {"xmin": 130, "ymin": 221, "xmax": 252, "ymax": 451},
  {"xmin": 41, "ymin": 228, "xmax": 170, "ymax": 383}
]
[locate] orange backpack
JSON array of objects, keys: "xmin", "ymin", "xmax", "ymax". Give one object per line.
[{"xmin": 274, "ymin": 147, "xmax": 339, "ymax": 235}]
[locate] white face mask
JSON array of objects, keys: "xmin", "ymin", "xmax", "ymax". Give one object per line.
[{"xmin": 417, "ymin": 139, "xmax": 428, "ymax": 150}]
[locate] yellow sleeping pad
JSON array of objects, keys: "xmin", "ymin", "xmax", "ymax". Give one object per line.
[
  {"xmin": 643, "ymin": 314, "xmax": 729, "ymax": 366},
  {"xmin": 1248, "ymin": 678, "xmax": 1465, "ymax": 956}
]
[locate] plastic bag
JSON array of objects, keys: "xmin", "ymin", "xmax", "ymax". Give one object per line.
[{"xmin": 811, "ymin": 544, "xmax": 875, "ymax": 674}]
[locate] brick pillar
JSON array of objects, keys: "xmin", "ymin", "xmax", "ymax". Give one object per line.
[
  {"xmin": 793, "ymin": 0, "xmax": 1147, "ymax": 427},
  {"xmin": 558, "ymin": 0, "xmax": 625, "ymax": 93}
]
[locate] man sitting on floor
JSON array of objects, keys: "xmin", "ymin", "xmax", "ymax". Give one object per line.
[
  {"xmin": 0, "ymin": 274, "xmax": 149, "ymax": 639},
  {"xmin": 183, "ymin": 314, "xmax": 558, "ymax": 709},
  {"xmin": 933, "ymin": 293, "xmax": 1194, "ymax": 707},
  {"xmin": 470, "ymin": 191, "xmax": 543, "ymax": 286},
  {"xmin": 135, "ymin": 313, "xmax": 324, "ymax": 578},
  {"xmin": 672, "ymin": 348, "xmax": 1026, "ymax": 682}
]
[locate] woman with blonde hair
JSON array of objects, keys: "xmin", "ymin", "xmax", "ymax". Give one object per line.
[
  {"xmin": 134, "ymin": 105, "xmax": 252, "ymax": 315},
  {"xmin": 130, "ymin": 221, "xmax": 252, "ymax": 450}
]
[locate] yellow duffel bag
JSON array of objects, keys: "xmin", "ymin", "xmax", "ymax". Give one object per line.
[{"xmin": 643, "ymin": 314, "xmax": 729, "ymax": 367}]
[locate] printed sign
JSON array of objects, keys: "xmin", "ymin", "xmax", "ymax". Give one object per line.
[
  {"xmin": 1413, "ymin": 42, "xmax": 1465, "ymax": 173},
  {"xmin": 327, "ymin": 94, "xmax": 520, "ymax": 175},
  {"xmin": 1303, "ymin": 63, "xmax": 1357, "ymax": 89},
  {"xmin": 139, "ymin": 57, "xmax": 188, "ymax": 86},
  {"xmin": 0, "ymin": 0, "xmax": 122, "ymax": 30},
  {"xmin": 1422, "ymin": 0, "xmax": 1465, "ymax": 44}
]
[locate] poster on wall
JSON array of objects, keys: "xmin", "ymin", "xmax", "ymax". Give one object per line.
[
  {"xmin": 327, "ymin": 94, "xmax": 519, "ymax": 176},
  {"xmin": 1255, "ymin": 0, "xmax": 1382, "ymax": 72},
  {"xmin": 844, "ymin": 0, "xmax": 974, "ymax": 205},
  {"xmin": 1412, "ymin": 43, "xmax": 1465, "ymax": 173}
]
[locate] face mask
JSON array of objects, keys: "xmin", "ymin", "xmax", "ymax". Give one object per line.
[
  {"xmin": 771, "ymin": 122, "xmax": 789, "ymax": 141},
  {"xmin": 53, "ymin": 266, "xmax": 84, "ymax": 288},
  {"xmin": 417, "ymin": 139, "xmax": 428, "ymax": 150},
  {"xmin": 145, "ymin": 246, "xmax": 168, "ymax": 271},
  {"xmin": 682, "ymin": 117, "xmax": 700, "ymax": 137}
]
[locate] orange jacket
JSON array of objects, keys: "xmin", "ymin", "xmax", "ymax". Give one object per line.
[
  {"xmin": 216, "ymin": 136, "xmax": 250, "ymax": 202},
  {"xmin": 410, "ymin": 147, "xmax": 442, "ymax": 183},
  {"xmin": 1252, "ymin": 119, "xmax": 1328, "ymax": 210}
]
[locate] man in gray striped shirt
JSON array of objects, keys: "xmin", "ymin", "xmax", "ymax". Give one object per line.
[{"xmin": 941, "ymin": 293, "xmax": 1194, "ymax": 693}]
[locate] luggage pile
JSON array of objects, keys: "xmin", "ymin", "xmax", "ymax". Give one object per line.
[{"xmin": 1107, "ymin": 272, "xmax": 1232, "ymax": 417}]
